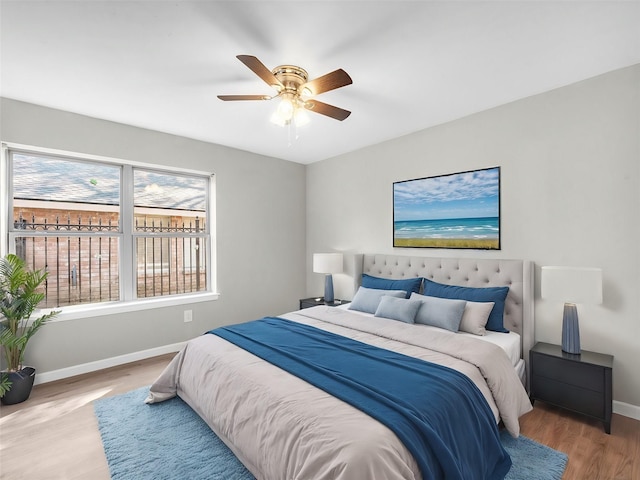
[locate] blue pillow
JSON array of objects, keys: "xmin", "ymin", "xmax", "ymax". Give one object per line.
[
  {"xmin": 410, "ymin": 293, "xmax": 467, "ymax": 332},
  {"xmin": 361, "ymin": 274, "xmax": 422, "ymax": 299},
  {"xmin": 422, "ymin": 278, "xmax": 510, "ymax": 333},
  {"xmin": 374, "ymin": 296, "xmax": 422, "ymax": 324},
  {"xmin": 348, "ymin": 286, "xmax": 407, "ymax": 314}
]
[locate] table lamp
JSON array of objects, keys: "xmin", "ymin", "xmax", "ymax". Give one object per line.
[
  {"xmin": 313, "ymin": 253, "xmax": 343, "ymax": 303},
  {"xmin": 541, "ymin": 266, "xmax": 603, "ymax": 354}
]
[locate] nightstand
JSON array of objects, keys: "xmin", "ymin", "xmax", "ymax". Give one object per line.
[
  {"xmin": 299, "ymin": 297, "xmax": 349, "ymax": 309},
  {"xmin": 530, "ymin": 342, "xmax": 613, "ymax": 434}
]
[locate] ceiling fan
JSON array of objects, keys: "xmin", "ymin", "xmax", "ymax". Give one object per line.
[{"xmin": 217, "ymin": 55, "xmax": 353, "ymax": 125}]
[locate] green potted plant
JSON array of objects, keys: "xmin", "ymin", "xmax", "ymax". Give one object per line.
[{"xmin": 1, "ymin": 253, "xmax": 59, "ymax": 404}]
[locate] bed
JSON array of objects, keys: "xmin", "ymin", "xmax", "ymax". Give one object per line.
[
  {"xmin": 354, "ymin": 254, "xmax": 535, "ymax": 386},
  {"xmin": 146, "ymin": 254, "xmax": 534, "ymax": 480}
]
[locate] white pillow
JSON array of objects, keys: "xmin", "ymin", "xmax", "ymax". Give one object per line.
[
  {"xmin": 348, "ymin": 286, "xmax": 407, "ymax": 314},
  {"xmin": 459, "ymin": 301, "xmax": 495, "ymax": 336}
]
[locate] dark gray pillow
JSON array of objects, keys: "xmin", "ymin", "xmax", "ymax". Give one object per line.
[
  {"xmin": 410, "ymin": 292, "xmax": 467, "ymax": 332},
  {"xmin": 348, "ymin": 286, "xmax": 407, "ymax": 314}
]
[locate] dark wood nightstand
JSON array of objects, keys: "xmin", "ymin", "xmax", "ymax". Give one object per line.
[
  {"xmin": 530, "ymin": 342, "xmax": 613, "ymax": 434},
  {"xmin": 299, "ymin": 297, "xmax": 349, "ymax": 309}
]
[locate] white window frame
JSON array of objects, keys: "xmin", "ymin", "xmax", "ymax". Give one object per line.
[{"xmin": 1, "ymin": 142, "xmax": 219, "ymax": 322}]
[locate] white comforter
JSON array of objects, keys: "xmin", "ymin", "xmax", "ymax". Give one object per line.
[{"xmin": 146, "ymin": 306, "xmax": 532, "ymax": 480}]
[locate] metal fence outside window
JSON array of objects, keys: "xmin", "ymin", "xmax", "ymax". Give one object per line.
[{"xmin": 14, "ymin": 213, "xmax": 207, "ymax": 308}]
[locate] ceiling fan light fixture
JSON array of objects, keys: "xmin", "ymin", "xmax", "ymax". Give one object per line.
[
  {"xmin": 293, "ymin": 107, "xmax": 310, "ymax": 127},
  {"xmin": 269, "ymin": 111, "xmax": 288, "ymax": 127},
  {"xmin": 279, "ymin": 97, "xmax": 295, "ymax": 120},
  {"xmin": 220, "ymin": 55, "xmax": 352, "ymax": 123},
  {"xmin": 270, "ymin": 97, "xmax": 311, "ymax": 128}
]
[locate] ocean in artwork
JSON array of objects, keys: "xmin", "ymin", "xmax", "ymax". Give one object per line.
[{"xmin": 394, "ymin": 217, "xmax": 499, "ymax": 240}]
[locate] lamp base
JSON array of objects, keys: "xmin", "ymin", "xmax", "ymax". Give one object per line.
[
  {"xmin": 561, "ymin": 303, "xmax": 581, "ymax": 354},
  {"xmin": 324, "ymin": 274, "xmax": 335, "ymax": 303}
]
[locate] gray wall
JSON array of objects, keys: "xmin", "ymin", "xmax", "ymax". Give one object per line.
[
  {"xmin": 1, "ymin": 98, "xmax": 307, "ymax": 371},
  {"xmin": 306, "ymin": 65, "xmax": 640, "ymax": 409}
]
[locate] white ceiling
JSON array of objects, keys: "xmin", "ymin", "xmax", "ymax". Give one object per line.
[{"xmin": 1, "ymin": 1, "xmax": 639, "ymax": 164}]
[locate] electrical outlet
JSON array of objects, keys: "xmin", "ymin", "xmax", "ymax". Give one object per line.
[{"xmin": 183, "ymin": 310, "xmax": 193, "ymax": 323}]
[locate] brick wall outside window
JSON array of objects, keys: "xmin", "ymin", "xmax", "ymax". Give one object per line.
[{"xmin": 14, "ymin": 207, "xmax": 206, "ymax": 308}]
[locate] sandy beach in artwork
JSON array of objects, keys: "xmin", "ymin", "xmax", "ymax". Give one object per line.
[{"xmin": 394, "ymin": 237, "xmax": 499, "ymax": 249}]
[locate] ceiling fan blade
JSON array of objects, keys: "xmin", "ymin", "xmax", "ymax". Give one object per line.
[
  {"xmin": 304, "ymin": 99, "xmax": 351, "ymax": 121},
  {"xmin": 236, "ymin": 55, "xmax": 284, "ymax": 91},
  {"xmin": 217, "ymin": 94, "xmax": 272, "ymax": 101},
  {"xmin": 301, "ymin": 69, "xmax": 352, "ymax": 96}
]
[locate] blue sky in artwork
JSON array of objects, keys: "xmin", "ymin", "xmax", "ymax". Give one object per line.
[{"xmin": 394, "ymin": 168, "xmax": 499, "ymax": 221}]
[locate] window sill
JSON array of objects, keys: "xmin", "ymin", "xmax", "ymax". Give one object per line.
[{"xmin": 39, "ymin": 292, "xmax": 220, "ymax": 323}]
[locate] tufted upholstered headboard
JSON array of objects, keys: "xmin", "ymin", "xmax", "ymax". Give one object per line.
[{"xmin": 352, "ymin": 254, "xmax": 534, "ymax": 386}]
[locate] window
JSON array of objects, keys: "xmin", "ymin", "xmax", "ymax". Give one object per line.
[
  {"xmin": 132, "ymin": 169, "xmax": 209, "ymax": 299},
  {"xmin": 4, "ymin": 145, "xmax": 213, "ymax": 309}
]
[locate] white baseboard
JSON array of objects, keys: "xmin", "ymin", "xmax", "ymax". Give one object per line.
[
  {"xmin": 614, "ymin": 400, "xmax": 640, "ymax": 421},
  {"xmin": 34, "ymin": 342, "xmax": 185, "ymax": 386}
]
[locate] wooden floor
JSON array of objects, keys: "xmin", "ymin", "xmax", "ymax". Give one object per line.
[{"xmin": 1, "ymin": 354, "xmax": 639, "ymax": 480}]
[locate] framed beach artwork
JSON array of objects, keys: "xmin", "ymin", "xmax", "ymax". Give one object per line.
[{"xmin": 393, "ymin": 167, "xmax": 501, "ymax": 249}]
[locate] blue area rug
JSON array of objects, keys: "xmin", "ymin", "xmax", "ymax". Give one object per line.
[{"xmin": 94, "ymin": 386, "xmax": 567, "ymax": 480}]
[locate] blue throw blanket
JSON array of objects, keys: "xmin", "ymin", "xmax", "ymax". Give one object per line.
[{"xmin": 209, "ymin": 317, "xmax": 511, "ymax": 480}]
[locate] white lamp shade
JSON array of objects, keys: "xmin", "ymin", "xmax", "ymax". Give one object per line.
[
  {"xmin": 541, "ymin": 266, "xmax": 603, "ymax": 304},
  {"xmin": 313, "ymin": 253, "xmax": 343, "ymax": 274}
]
